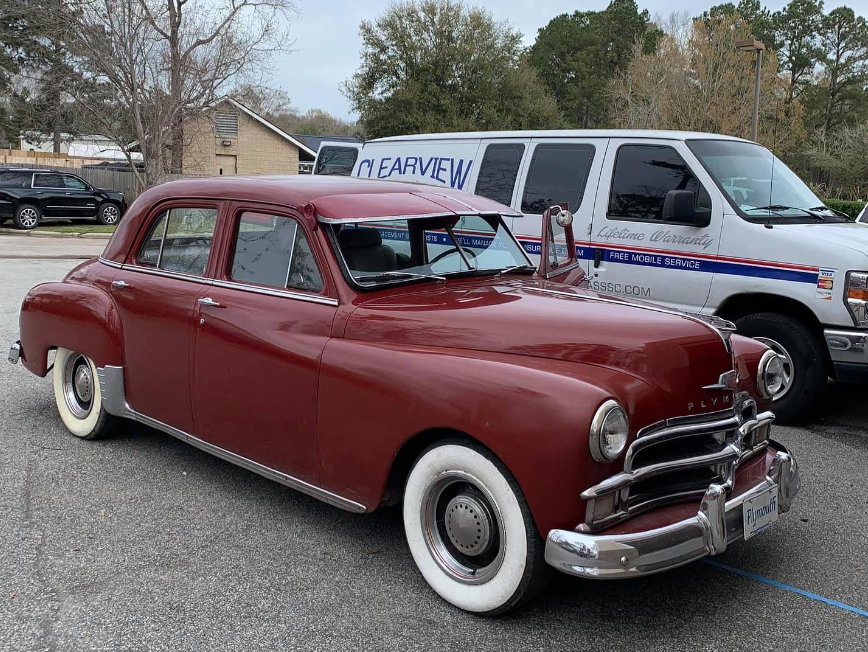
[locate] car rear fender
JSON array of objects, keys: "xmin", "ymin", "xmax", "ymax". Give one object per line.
[{"xmin": 18, "ymin": 282, "xmax": 123, "ymax": 376}]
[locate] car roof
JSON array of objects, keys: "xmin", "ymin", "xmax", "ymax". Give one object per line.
[
  {"xmin": 367, "ymin": 129, "xmax": 753, "ymax": 144},
  {"xmin": 139, "ymin": 175, "xmax": 522, "ymax": 221},
  {"xmin": 0, "ymin": 167, "xmax": 50, "ymax": 172}
]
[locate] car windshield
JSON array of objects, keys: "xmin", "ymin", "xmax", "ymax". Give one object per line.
[
  {"xmin": 688, "ymin": 139, "xmax": 834, "ymax": 221},
  {"xmin": 331, "ymin": 214, "xmax": 532, "ymax": 287}
]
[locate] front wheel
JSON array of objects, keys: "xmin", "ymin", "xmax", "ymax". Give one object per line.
[
  {"xmin": 96, "ymin": 202, "xmax": 121, "ymax": 225},
  {"xmin": 734, "ymin": 312, "xmax": 827, "ymax": 422},
  {"xmin": 53, "ymin": 348, "xmax": 119, "ymax": 439},
  {"xmin": 403, "ymin": 442, "xmax": 548, "ymax": 615}
]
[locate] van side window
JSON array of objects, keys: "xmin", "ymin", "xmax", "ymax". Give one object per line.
[
  {"xmin": 475, "ymin": 144, "xmax": 524, "ymax": 206},
  {"xmin": 609, "ymin": 145, "xmax": 711, "ymax": 222},
  {"xmin": 315, "ymin": 146, "xmax": 359, "ymax": 176},
  {"xmin": 521, "ymin": 144, "xmax": 595, "ymax": 215}
]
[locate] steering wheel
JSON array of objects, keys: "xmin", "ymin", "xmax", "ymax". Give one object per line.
[{"xmin": 429, "ymin": 247, "xmax": 477, "ymax": 265}]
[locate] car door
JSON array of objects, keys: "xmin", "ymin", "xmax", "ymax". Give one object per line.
[
  {"xmin": 588, "ymin": 139, "xmax": 724, "ymax": 311},
  {"xmin": 31, "ymin": 172, "xmax": 68, "ymax": 217},
  {"xmin": 513, "ymin": 138, "xmax": 606, "ymax": 271},
  {"xmin": 61, "ymin": 174, "xmax": 98, "ymax": 216},
  {"xmin": 190, "ymin": 206, "xmax": 337, "ymax": 484},
  {"xmin": 110, "ymin": 203, "xmax": 220, "ymax": 433}
]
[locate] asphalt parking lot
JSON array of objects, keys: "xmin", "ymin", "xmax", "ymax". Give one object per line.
[{"xmin": 1, "ymin": 242, "xmax": 867, "ymax": 651}]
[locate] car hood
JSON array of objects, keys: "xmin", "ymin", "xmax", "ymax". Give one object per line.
[
  {"xmin": 346, "ymin": 277, "xmax": 736, "ymax": 406},
  {"xmin": 774, "ymin": 221, "xmax": 868, "ymax": 257}
]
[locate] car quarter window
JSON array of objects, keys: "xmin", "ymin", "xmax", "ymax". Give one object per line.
[
  {"xmin": 521, "ymin": 144, "xmax": 595, "ymax": 215},
  {"xmin": 135, "ymin": 207, "xmax": 217, "ymax": 276},
  {"xmin": 33, "ymin": 172, "xmax": 64, "ymax": 188},
  {"xmin": 230, "ymin": 213, "xmax": 324, "ymax": 293},
  {"xmin": 0, "ymin": 171, "xmax": 30, "ymax": 188},
  {"xmin": 475, "ymin": 144, "xmax": 525, "ymax": 206},
  {"xmin": 609, "ymin": 145, "xmax": 712, "ymax": 222},
  {"xmin": 63, "ymin": 175, "xmax": 88, "ymax": 190}
]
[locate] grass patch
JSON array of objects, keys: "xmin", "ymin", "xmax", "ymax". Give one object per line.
[{"xmin": 33, "ymin": 220, "xmax": 117, "ymax": 234}]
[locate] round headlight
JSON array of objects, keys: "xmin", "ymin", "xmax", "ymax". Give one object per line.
[
  {"xmin": 758, "ymin": 349, "xmax": 785, "ymax": 399},
  {"xmin": 590, "ymin": 400, "xmax": 629, "ymax": 462}
]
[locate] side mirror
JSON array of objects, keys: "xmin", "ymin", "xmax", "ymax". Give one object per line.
[
  {"xmin": 662, "ymin": 190, "xmax": 709, "ymax": 226},
  {"xmin": 537, "ymin": 204, "xmax": 584, "ymax": 285}
]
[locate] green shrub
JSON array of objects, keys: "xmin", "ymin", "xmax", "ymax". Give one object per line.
[{"xmin": 824, "ymin": 199, "xmax": 866, "ymax": 220}]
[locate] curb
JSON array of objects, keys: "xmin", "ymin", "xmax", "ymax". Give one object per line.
[{"xmin": 0, "ymin": 227, "xmax": 112, "ymax": 240}]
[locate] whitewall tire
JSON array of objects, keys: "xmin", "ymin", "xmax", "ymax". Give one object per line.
[
  {"xmin": 403, "ymin": 442, "xmax": 548, "ymax": 614},
  {"xmin": 52, "ymin": 348, "xmax": 118, "ymax": 440}
]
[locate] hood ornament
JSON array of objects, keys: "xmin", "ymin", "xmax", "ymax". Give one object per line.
[{"xmin": 703, "ymin": 369, "xmax": 738, "ymax": 392}]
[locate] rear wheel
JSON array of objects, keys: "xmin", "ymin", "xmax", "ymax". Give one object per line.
[
  {"xmin": 13, "ymin": 204, "xmax": 40, "ymax": 229},
  {"xmin": 734, "ymin": 312, "xmax": 827, "ymax": 422},
  {"xmin": 52, "ymin": 348, "xmax": 119, "ymax": 439},
  {"xmin": 96, "ymin": 202, "xmax": 120, "ymax": 225},
  {"xmin": 403, "ymin": 442, "xmax": 549, "ymax": 614}
]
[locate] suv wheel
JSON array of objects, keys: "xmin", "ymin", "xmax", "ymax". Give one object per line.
[
  {"xmin": 96, "ymin": 202, "xmax": 120, "ymax": 225},
  {"xmin": 14, "ymin": 204, "xmax": 41, "ymax": 230},
  {"xmin": 734, "ymin": 312, "xmax": 827, "ymax": 422}
]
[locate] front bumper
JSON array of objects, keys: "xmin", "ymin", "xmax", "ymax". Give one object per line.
[
  {"xmin": 825, "ymin": 329, "xmax": 868, "ymax": 382},
  {"xmin": 545, "ymin": 447, "xmax": 799, "ymax": 579}
]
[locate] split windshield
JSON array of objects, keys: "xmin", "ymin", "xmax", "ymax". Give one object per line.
[
  {"xmin": 687, "ymin": 139, "xmax": 841, "ymax": 221},
  {"xmin": 331, "ymin": 214, "xmax": 532, "ymax": 287}
]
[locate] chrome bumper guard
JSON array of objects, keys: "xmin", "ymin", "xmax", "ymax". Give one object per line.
[
  {"xmin": 8, "ymin": 341, "xmax": 21, "ymax": 364},
  {"xmin": 545, "ymin": 446, "xmax": 799, "ymax": 579},
  {"xmin": 824, "ymin": 329, "xmax": 868, "ymax": 364}
]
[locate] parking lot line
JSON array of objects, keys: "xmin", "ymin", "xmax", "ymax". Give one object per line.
[{"xmin": 702, "ymin": 559, "xmax": 868, "ymax": 619}]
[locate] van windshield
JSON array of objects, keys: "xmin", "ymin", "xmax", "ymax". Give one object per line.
[
  {"xmin": 687, "ymin": 139, "xmax": 844, "ymax": 222},
  {"xmin": 331, "ymin": 214, "xmax": 533, "ymax": 288}
]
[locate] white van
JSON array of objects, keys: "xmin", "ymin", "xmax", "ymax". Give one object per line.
[{"xmin": 314, "ymin": 130, "xmax": 868, "ymax": 421}]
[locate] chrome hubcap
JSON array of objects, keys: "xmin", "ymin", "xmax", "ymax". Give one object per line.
[
  {"xmin": 19, "ymin": 208, "xmax": 37, "ymax": 227},
  {"xmin": 62, "ymin": 353, "xmax": 94, "ymax": 419},
  {"xmin": 421, "ymin": 471, "xmax": 504, "ymax": 584},
  {"xmin": 103, "ymin": 205, "xmax": 119, "ymax": 223},
  {"xmin": 755, "ymin": 337, "xmax": 794, "ymax": 400}
]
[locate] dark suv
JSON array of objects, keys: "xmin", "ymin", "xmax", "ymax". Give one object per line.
[{"xmin": 0, "ymin": 168, "xmax": 127, "ymax": 230}]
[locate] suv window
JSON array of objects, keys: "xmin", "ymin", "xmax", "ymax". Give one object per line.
[
  {"xmin": 230, "ymin": 213, "xmax": 324, "ymax": 293},
  {"xmin": 521, "ymin": 144, "xmax": 595, "ymax": 215},
  {"xmin": 136, "ymin": 207, "xmax": 217, "ymax": 276},
  {"xmin": 609, "ymin": 145, "xmax": 712, "ymax": 222},
  {"xmin": 63, "ymin": 175, "xmax": 88, "ymax": 190},
  {"xmin": 33, "ymin": 173, "xmax": 63, "ymax": 188},
  {"xmin": 475, "ymin": 144, "xmax": 525, "ymax": 206},
  {"xmin": 0, "ymin": 171, "xmax": 31, "ymax": 188},
  {"xmin": 315, "ymin": 146, "xmax": 359, "ymax": 176}
]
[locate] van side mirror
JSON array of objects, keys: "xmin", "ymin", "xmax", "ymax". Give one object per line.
[{"xmin": 662, "ymin": 190, "xmax": 709, "ymax": 227}]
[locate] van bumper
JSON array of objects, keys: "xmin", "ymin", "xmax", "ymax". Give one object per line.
[{"xmin": 824, "ymin": 329, "xmax": 868, "ymax": 382}]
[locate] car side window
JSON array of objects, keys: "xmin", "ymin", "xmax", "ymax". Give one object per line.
[
  {"xmin": 63, "ymin": 175, "xmax": 88, "ymax": 190},
  {"xmin": 609, "ymin": 145, "xmax": 712, "ymax": 222},
  {"xmin": 521, "ymin": 144, "xmax": 595, "ymax": 215},
  {"xmin": 33, "ymin": 173, "xmax": 63, "ymax": 188},
  {"xmin": 0, "ymin": 172, "xmax": 29, "ymax": 188},
  {"xmin": 475, "ymin": 144, "xmax": 525, "ymax": 206},
  {"xmin": 230, "ymin": 213, "xmax": 324, "ymax": 293},
  {"xmin": 135, "ymin": 207, "xmax": 217, "ymax": 276}
]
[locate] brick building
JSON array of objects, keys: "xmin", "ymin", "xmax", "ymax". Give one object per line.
[{"xmin": 182, "ymin": 97, "xmax": 317, "ymax": 176}]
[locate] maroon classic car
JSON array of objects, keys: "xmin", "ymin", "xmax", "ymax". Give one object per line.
[{"xmin": 9, "ymin": 176, "xmax": 799, "ymax": 614}]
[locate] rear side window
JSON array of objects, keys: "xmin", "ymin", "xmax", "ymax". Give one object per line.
[
  {"xmin": 521, "ymin": 144, "xmax": 595, "ymax": 215},
  {"xmin": 33, "ymin": 173, "xmax": 63, "ymax": 188},
  {"xmin": 475, "ymin": 144, "xmax": 525, "ymax": 206},
  {"xmin": 315, "ymin": 146, "xmax": 359, "ymax": 176},
  {"xmin": 230, "ymin": 213, "xmax": 324, "ymax": 293},
  {"xmin": 0, "ymin": 171, "xmax": 30, "ymax": 188},
  {"xmin": 609, "ymin": 145, "xmax": 711, "ymax": 222},
  {"xmin": 136, "ymin": 207, "xmax": 217, "ymax": 276}
]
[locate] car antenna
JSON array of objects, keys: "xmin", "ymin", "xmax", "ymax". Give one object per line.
[{"xmin": 764, "ymin": 112, "xmax": 780, "ymax": 230}]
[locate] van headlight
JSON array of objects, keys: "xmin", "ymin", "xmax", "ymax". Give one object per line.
[
  {"xmin": 845, "ymin": 272, "xmax": 868, "ymax": 327},
  {"xmin": 590, "ymin": 400, "xmax": 629, "ymax": 462},
  {"xmin": 757, "ymin": 349, "xmax": 785, "ymax": 399}
]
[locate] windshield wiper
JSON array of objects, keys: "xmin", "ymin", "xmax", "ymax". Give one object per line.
[
  {"xmin": 356, "ymin": 270, "xmax": 446, "ymax": 284},
  {"xmin": 809, "ymin": 205, "xmax": 850, "ymax": 219},
  {"xmin": 495, "ymin": 264, "xmax": 535, "ymax": 277},
  {"xmin": 747, "ymin": 205, "xmax": 831, "ymax": 221}
]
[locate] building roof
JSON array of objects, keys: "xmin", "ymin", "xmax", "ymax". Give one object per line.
[
  {"xmin": 290, "ymin": 134, "xmax": 361, "ymax": 153},
  {"xmin": 214, "ymin": 97, "xmax": 318, "ymax": 158},
  {"xmin": 368, "ymin": 129, "xmax": 752, "ymax": 143}
]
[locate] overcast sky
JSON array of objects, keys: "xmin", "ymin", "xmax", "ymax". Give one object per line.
[{"xmin": 274, "ymin": 0, "xmax": 866, "ymax": 121}]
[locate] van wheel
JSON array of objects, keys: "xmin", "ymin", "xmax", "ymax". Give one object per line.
[
  {"xmin": 734, "ymin": 313, "xmax": 827, "ymax": 422},
  {"xmin": 14, "ymin": 204, "xmax": 41, "ymax": 229},
  {"xmin": 53, "ymin": 348, "xmax": 119, "ymax": 439},
  {"xmin": 403, "ymin": 441, "xmax": 549, "ymax": 615}
]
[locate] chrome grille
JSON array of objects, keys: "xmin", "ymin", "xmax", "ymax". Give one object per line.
[{"xmin": 580, "ymin": 398, "xmax": 774, "ymax": 533}]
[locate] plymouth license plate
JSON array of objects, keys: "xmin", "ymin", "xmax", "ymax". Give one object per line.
[{"xmin": 743, "ymin": 485, "xmax": 779, "ymax": 541}]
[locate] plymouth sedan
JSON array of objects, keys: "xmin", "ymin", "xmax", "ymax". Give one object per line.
[{"xmin": 9, "ymin": 176, "xmax": 800, "ymax": 614}]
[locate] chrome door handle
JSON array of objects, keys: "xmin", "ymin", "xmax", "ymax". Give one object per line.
[
  {"xmin": 198, "ymin": 297, "xmax": 223, "ymax": 308},
  {"xmin": 111, "ymin": 280, "xmax": 130, "ymax": 289}
]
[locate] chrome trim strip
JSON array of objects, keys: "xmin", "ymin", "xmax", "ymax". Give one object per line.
[
  {"xmin": 211, "ymin": 280, "xmax": 339, "ymax": 306},
  {"xmin": 99, "ymin": 257, "xmax": 123, "ymax": 269},
  {"xmin": 124, "ymin": 264, "xmax": 213, "ymax": 285},
  {"xmin": 317, "ymin": 211, "xmax": 457, "ymax": 224},
  {"xmin": 96, "ymin": 366, "xmax": 366, "ymax": 514}
]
